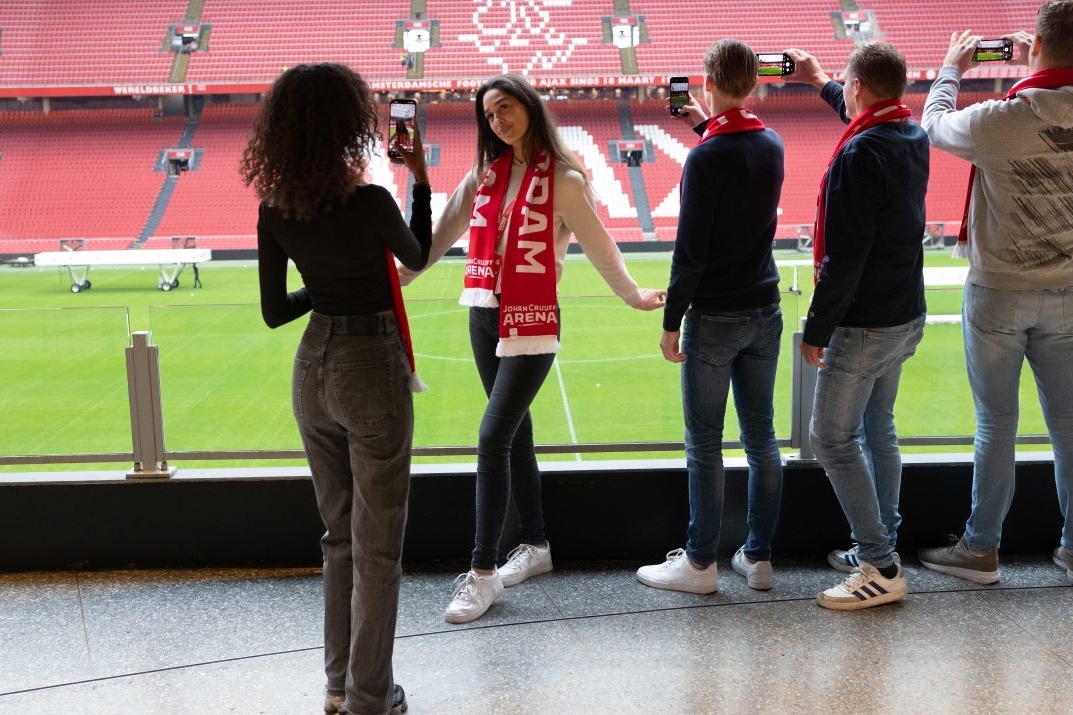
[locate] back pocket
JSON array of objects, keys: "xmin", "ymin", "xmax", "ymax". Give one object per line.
[{"xmin": 329, "ymin": 358, "xmax": 397, "ymax": 427}]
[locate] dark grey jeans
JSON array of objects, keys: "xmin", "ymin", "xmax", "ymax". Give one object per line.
[{"xmin": 292, "ymin": 312, "xmax": 413, "ymax": 715}]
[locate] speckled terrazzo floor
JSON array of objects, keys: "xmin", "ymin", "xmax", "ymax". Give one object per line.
[{"xmin": 2, "ymin": 556, "xmax": 1071, "ymax": 715}]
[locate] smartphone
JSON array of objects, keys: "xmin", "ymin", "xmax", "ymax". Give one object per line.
[
  {"xmin": 669, "ymin": 76, "xmax": 689, "ymax": 116},
  {"xmin": 973, "ymin": 38, "xmax": 1013, "ymax": 62},
  {"xmin": 387, "ymin": 98, "xmax": 416, "ymax": 159},
  {"xmin": 757, "ymin": 52, "xmax": 795, "ymax": 77}
]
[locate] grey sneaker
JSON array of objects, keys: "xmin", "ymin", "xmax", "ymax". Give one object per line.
[
  {"xmin": 827, "ymin": 544, "xmax": 901, "ymax": 573},
  {"xmin": 1053, "ymin": 546, "xmax": 1073, "ymax": 583},
  {"xmin": 918, "ymin": 535, "xmax": 1000, "ymax": 584},
  {"xmin": 731, "ymin": 546, "xmax": 772, "ymax": 590},
  {"xmin": 499, "ymin": 542, "xmax": 552, "ymax": 587},
  {"xmin": 816, "ymin": 562, "xmax": 908, "ymax": 611}
]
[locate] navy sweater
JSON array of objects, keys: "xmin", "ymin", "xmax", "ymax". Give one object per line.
[
  {"xmin": 802, "ymin": 82, "xmax": 928, "ymax": 347},
  {"xmin": 663, "ymin": 118, "xmax": 784, "ymax": 332},
  {"xmin": 257, "ymin": 183, "xmax": 431, "ymax": 328}
]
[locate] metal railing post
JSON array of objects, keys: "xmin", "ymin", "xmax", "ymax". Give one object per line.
[{"xmin": 125, "ymin": 331, "xmax": 175, "ymax": 478}]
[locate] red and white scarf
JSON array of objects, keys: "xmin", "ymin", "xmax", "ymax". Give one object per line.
[
  {"xmin": 462, "ymin": 148, "xmax": 559, "ymax": 357},
  {"xmin": 952, "ymin": 67, "xmax": 1073, "ymax": 258},
  {"xmin": 698, "ymin": 107, "xmax": 766, "ymax": 144},
  {"xmin": 813, "ymin": 98, "xmax": 913, "ymax": 282},
  {"xmin": 385, "ymin": 249, "xmax": 427, "ymax": 391}
]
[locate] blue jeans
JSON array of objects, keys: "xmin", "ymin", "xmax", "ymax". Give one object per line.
[
  {"xmin": 809, "ymin": 315, "xmax": 925, "ymax": 569},
  {"xmin": 962, "ymin": 283, "xmax": 1073, "ymax": 552},
  {"xmin": 682, "ymin": 305, "xmax": 784, "ymax": 566},
  {"xmin": 292, "ymin": 312, "xmax": 413, "ymax": 715},
  {"xmin": 469, "ymin": 306, "xmax": 557, "ymax": 570}
]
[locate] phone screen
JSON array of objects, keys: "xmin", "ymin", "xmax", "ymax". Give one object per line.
[
  {"xmin": 669, "ymin": 76, "xmax": 689, "ymax": 116},
  {"xmin": 388, "ymin": 100, "xmax": 416, "ymax": 158},
  {"xmin": 973, "ymin": 39, "xmax": 1013, "ymax": 62},
  {"xmin": 757, "ymin": 52, "xmax": 794, "ymax": 77}
]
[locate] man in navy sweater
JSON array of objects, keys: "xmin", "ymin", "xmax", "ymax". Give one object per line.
[
  {"xmin": 786, "ymin": 43, "xmax": 928, "ymax": 610},
  {"xmin": 636, "ymin": 39, "xmax": 785, "ymax": 594}
]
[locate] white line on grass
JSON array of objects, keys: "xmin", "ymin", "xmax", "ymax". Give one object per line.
[{"xmin": 552, "ymin": 358, "xmax": 582, "ymax": 462}]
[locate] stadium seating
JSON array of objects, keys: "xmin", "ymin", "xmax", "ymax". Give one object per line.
[
  {"xmin": 0, "ymin": 1, "xmax": 181, "ymax": 84},
  {"xmin": 0, "ymin": 2, "xmax": 1029, "ymax": 253},
  {"xmin": 186, "ymin": 1, "xmax": 412, "ymax": 83},
  {"xmin": 0, "ymin": 109, "xmax": 183, "ymax": 243},
  {"xmin": 423, "ymin": 0, "xmax": 621, "ymax": 78},
  {"xmin": 152, "ymin": 103, "xmax": 261, "ymax": 245},
  {"xmin": 0, "ymin": 1, "xmax": 1043, "ymax": 87},
  {"xmin": 864, "ymin": 0, "xmax": 1039, "ymax": 75}
]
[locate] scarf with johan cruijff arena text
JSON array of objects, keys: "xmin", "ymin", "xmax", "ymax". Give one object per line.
[{"xmin": 461, "ymin": 148, "xmax": 559, "ymax": 357}]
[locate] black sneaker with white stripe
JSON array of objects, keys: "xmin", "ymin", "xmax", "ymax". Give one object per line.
[
  {"xmin": 827, "ymin": 544, "xmax": 901, "ymax": 573},
  {"xmin": 817, "ymin": 562, "xmax": 908, "ymax": 611}
]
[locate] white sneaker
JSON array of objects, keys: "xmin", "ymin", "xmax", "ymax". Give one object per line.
[
  {"xmin": 731, "ymin": 546, "xmax": 773, "ymax": 590},
  {"xmin": 499, "ymin": 542, "xmax": 553, "ymax": 587},
  {"xmin": 635, "ymin": 548, "xmax": 718, "ymax": 594},
  {"xmin": 816, "ymin": 562, "xmax": 907, "ymax": 611},
  {"xmin": 444, "ymin": 569, "xmax": 503, "ymax": 624}
]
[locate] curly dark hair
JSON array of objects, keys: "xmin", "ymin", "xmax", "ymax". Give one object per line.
[{"xmin": 240, "ymin": 63, "xmax": 380, "ymax": 221}]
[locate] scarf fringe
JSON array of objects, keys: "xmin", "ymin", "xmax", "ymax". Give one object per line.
[
  {"xmin": 496, "ymin": 335, "xmax": 561, "ymax": 357},
  {"xmin": 410, "ymin": 372, "xmax": 429, "ymax": 393},
  {"xmin": 459, "ymin": 287, "xmax": 499, "ymax": 308},
  {"xmin": 951, "ymin": 240, "xmax": 969, "ymax": 260}
]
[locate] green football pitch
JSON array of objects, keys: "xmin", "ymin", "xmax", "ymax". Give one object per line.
[{"xmin": 0, "ymin": 249, "xmax": 1050, "ymax": 471}]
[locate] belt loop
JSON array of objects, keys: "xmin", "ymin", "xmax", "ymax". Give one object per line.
[{"xmin": 320, "ymin": 316, "xmax": 332, "ymax": 359}]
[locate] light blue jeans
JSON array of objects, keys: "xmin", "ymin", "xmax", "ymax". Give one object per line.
[
  {"xmin": 681, "ymin": 305, "xmax": 784, "ymax": 566},
  {"xmin": 962, "ymin": 283, "xmax": 1073, "ymax": 552},
  {"xmin": 809, "ymin": 315, "xmax": 925, "ymax": 569},
  {"xmin": 293, "ymin": 312, "xmax": 413, "ymax": 715}
]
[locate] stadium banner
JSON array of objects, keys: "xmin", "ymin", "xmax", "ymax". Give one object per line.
[{"xmin": 0, "ymin": 66, "xmax": 1028, "ymax": 99}]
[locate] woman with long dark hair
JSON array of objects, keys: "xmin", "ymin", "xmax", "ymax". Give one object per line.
[
  {"xmin": 400, "ymin": 74, "xmax": 665, "ymax": 624},
  {"xmin": 241, "ymin": 63, "xmax": 429, "ymax": 715}
]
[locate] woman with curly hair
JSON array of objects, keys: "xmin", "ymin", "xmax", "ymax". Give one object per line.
[
  {"xmin": 241, "ymin": 63, "xmax": 429, "ymax": 715},
  {"xmin": 399, "ymin": 73, "xmax": 665, "ymax": 624}
]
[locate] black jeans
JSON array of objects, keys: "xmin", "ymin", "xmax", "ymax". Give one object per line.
[{"xmin": 468, "ymin": 306, "xmax": 557, "ymax": 570}]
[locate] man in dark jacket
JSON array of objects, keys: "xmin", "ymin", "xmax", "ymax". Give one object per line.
[
  {"xmin": 787, "ymin": 42, "xmax": 928, "ymax": 610},
  {"xmin": 636, "ymin": 38, "xmax": 785, "ymax": 595}
]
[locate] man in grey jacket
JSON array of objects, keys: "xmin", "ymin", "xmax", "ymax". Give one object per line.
[{"xmin": 917, "ymin": 1, "xmax": 1073, "ymax": 584}]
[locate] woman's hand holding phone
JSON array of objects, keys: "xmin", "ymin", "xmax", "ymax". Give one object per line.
[{"xmin": 393, "ymin": 122, "xmax": 428, "ymax": 183}]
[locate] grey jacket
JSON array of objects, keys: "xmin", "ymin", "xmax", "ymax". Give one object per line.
[{"xmin": 923, "ymin": 66, "xmax": 1073, "ymax": 289}]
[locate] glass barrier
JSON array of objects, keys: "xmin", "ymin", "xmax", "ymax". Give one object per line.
[
  {"xmin": 0, "ymin": 253, "xmax": 1054, "ymax": 470},
  {"xmin": 148, "ymin": 303, "xmax": 305, "ymax": 456},
  {"xmin": 0, "ymin": 306, "xmax": 132, "ymax": 465}
]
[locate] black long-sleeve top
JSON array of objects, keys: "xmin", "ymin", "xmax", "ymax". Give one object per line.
[
  {"xmin": 662, "ymin": 118, "xmax": 784, "ymax": 332},
  {"xmin": 802, "ymin": 81, "xmax": 928, "ymax": 347},
  {"xmin": 257, "ymin": 183, "xmax": 432, "ymax": 328}
]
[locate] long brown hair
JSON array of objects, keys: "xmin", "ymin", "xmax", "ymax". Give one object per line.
[
  {"xmin": 240, "ymin": 63, "xmax": 379, "ymax": 221},
  {"xmin": 472, "ymin": 74, "xmax": 586, "ymax": 179}
]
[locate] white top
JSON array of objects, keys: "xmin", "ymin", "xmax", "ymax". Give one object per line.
[{"xmin": 399, "ymin": 161, "xmax": 642, "ymax": 306}]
